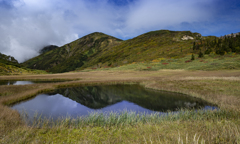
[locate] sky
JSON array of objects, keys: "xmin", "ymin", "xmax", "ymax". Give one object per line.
[{"xmin": 0, "ymin": 0, "xmax": 240, "ymax": 62}]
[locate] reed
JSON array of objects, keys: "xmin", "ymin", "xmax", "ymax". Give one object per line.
[
  {"xmin": 2, "ymin": 109, "xmax": 240, "ymax": 143},
  {"xmin": 22, "ymin": 109, "xmax": 238, "ymax": 129}
]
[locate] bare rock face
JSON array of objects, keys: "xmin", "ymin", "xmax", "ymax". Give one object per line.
[
  {"xmin": 181, "ymin": 35, "xmax": 194, "ymax": 40},
  {"xmin": 221, "ymin": 32, "xmax": 240, "ymax": 38}
]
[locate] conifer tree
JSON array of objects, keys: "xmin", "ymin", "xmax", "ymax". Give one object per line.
[
  {"xmin": 193, "ymin": 42, "xmax": 196, "ymax": 50},
  {"xmin": 191, "ymin": 54, "xmax": 195, "ymax": 60},
  {"xmin": 198, "ymin": 50, "xmax": 204, "ymax": 58}
]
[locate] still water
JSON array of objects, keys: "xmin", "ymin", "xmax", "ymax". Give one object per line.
[
  {"xmin": 12, "ymin": 84, "xmax": 217, "ymax": 121},
  {"xmin": 0, "ymin": 80, "xmax": 66, "ymax": 86}
]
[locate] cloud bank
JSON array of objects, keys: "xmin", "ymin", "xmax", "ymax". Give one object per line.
[{"xmin": 0, "ymin": 0, "xmax": 239, "ymax": 62}]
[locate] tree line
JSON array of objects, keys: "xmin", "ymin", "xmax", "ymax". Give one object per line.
[{"xmin": 192, "ymin": 33, "xmax": 240, "ymax": 57}]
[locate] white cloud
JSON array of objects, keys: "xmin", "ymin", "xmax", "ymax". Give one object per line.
[
  {"xmin": 0, "ymin": 0, "xmax": 79, "ymax": 62},
  {"xmin": 0, "ymin": 0, "xmax": 235, "ymax": 62},
  {"xmin": 123, "ymin": 0, "xmax": 215, "ymax": 37}
]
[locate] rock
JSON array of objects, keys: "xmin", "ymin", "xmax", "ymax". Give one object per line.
[
  {"xmin": 220, "ymin": 32, "xmax": 240, "ymax": 38},
  {"xmin": 181, "ymin": 35, "xmax": 194, "ymax": 40}
]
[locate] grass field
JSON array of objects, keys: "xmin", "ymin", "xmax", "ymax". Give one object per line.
[
  {"xmin": 0, "ymin": 66, "xmax": 240, "ymax": 143},
  {"xmin": 81, "ymin": 53, "xmax": 240, "ymax": 72}
]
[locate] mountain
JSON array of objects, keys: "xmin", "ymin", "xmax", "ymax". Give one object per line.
[
  {"xmin": 82, "ymin": 30, "xmax": 240, "ymax": 68},
  {"xmin": 39, "ymin": 45, "xmax": 59, "ymax": 54},
  {"xmin": 82, "ymin": 30, "xmax": 202, "ymax": 69},
  {"xmin": 23, "ymin": 30, "xmax": 205, "ymax": 73},
  {"xmin": 23, "ymin": 32, "xmax": 123, "ymax": 73}
]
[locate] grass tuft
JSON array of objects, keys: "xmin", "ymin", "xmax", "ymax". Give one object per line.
[{"xmin": 17, "ymin": 109, "xmax": 239, "ymax": 129}]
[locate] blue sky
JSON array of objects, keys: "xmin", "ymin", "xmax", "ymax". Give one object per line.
[{"xmin": 0, "ymin": 0, "xmax": 239, "ymax": 62}]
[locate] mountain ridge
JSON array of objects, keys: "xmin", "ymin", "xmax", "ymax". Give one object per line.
[{"xmin": 23, "ymin": 30, "xmax": 208, "ymax": 72}]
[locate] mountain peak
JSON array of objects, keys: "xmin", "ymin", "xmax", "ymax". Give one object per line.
[
  {"xmin": 39, "ymin": 45, "xmax": 59, "ymax": 54},
  {"xmin": 81, "ymin": 32, "xmax": 122, "ymax": 41}
]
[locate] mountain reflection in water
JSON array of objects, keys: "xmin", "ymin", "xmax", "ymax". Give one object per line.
[
  {"xmin": 12, "ymin": 84, "xmax": 217, "ymax": 120},
  {"xmin": 52, "ymin": 84, "xmax": 213, "ymax": 111}
]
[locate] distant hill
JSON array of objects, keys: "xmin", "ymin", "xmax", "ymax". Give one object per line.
[
  {"xmin": 0, "ymin": 52, "xmax": 20, "ymax": 67},
  {"xmin": 39, "ymin": 45, "xmax": 59, "ymax": 54},
  {"xmin": 23, "ymin": 30, "xmax": 213, "ymax": 73},
  {"xmin": 0, "ymin": 52, "xmax": 47, "ymax": 75},
  {"xmin": 0, "ymin": 52, "xmax": 21, "ymax": 75}
]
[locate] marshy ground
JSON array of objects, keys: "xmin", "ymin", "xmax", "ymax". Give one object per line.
[{"xmin": 0, "ymin": 70, "xmax": 240, "ymax": 143}]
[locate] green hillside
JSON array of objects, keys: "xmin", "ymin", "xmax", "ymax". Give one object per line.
[
  {"xmin": 23, "ymin": 32, "xmax": 123, "ymax": 73},
  {"xmin": 0, "ymin": 53, "xmax": 20, "ymax": 67},
  {"xmin": 81, "ymin": 30, "xmax": 204, "ymax": 69},
  {"xmin": 0, "ymin": 52, "xmax": 47, "ymax": 75}
]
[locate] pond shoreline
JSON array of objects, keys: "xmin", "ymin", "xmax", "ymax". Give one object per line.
[
  {"xmin": 1, "ymin": 70, "xmax": 240, "ymax": 143},
  {"xmin": 11, "ymin": 84, "xmax": 218, "ymax": 123}
]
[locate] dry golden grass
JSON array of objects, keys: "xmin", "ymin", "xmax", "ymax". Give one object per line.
[
  {"xmin": 1, "ymin": 70, "xmax": 240, "ymax": 143},
  {"xmin": 143, "ymin": 79, "xmax": 240, "ymax": 111},
  {"xmin": 183, "ymin": 76, "xmax": 240, "ymax": 81}
]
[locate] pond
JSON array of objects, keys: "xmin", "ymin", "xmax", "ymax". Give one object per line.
[
  {"xmin": 11, "ymin": 84, "xmax": 217, "ymax": 122},
  {"xmin": 0, "ymin": 80, "xmax": 67, "ymax": 86}
]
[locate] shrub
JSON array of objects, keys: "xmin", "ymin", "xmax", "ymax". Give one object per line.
[
  {"xmin": 198, "ymin": 51, "xmax": 204, "ymax": 58},
  {"xmin": 216, "ymin": 49, "xmax": 225, "ymax": 55},
  {"xmin": 205, "ymin": 48, "xmax": 212, "ymax": 54}
]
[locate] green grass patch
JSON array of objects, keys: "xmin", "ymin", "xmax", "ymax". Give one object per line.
[{"xmin": 83, "ymin": 53, "xmax": 240, "ymax": 71}]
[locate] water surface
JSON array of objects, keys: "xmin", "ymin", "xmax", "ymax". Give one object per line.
[
  {"xmin": 12, "ymin": 84, "xmax": 217, "ymax": 121},
  {"xmin": 0, "ymin": 80, "xmax": 67, "ymax": 86}
]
